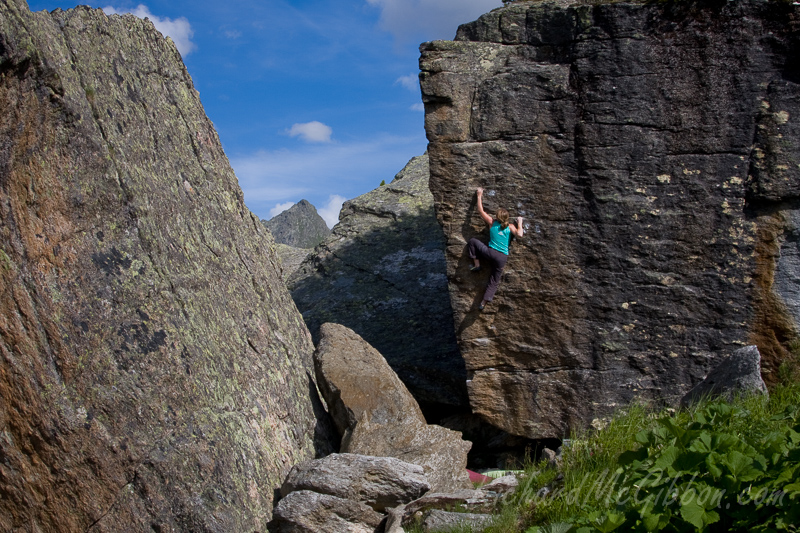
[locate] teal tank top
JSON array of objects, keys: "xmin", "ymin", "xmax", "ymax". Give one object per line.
[{"xmin": 489, "ymin": 221, "xmax": 511, "ymax": 255}]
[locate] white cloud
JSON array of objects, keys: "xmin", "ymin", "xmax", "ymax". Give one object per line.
[
  {"xmin": 268, "ymin": 202, "xmax": 295, "ymax": 219},
  {"xmin": 318, "ymin": 195, "xmax": 347, "ymax": 229},
  {"xmin": 410, "ymin": 103, "xmax": 425, "ymax": 112},
  {"xmin": 103, "ymin": 4, "xmax": 196, "ymax": 56},
  {"xmin": 229, "ymin": 133, "xmax": 426, "ymax": 222},
  {"xmin": 224, "ymin": 30, "xmax": 242, "ymax": 39},
  {"xmin": 366, "ymin": 0, "xmax": 503, "ymax": 42},
  {"xmin": 286, "ymin": 121, "xmax": 333, "ymax": 143},
  {"xmin": 395, "ymin": 74, "xmax": 419, "ymax": 91}
]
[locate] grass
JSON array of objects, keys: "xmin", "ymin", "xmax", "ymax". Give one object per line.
[
  {"xmin": 516, "ymin": 379, "xmax": 800, "ymax": 532},
  {"xmin": 513, "ymin": 403, "xmax": 660, "ymax": 527},
  {"xmin": 420, "ymin": 363, "xmax": 800, "ymax": 532}
]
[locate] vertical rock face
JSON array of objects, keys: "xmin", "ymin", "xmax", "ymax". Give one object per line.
[
  {"xmin": 264, "ymin": 199, "xmax": 330, "ymax": 249},
  {"xmin": 290, "ymin": 154, "xmax": 467, "ymax": 418},
  {"xmin": 0, "ymin": 1, "xmax": 323, "ymax": 531},
  {"xmin": 421, "ymin": 0, "xmax": 800, "ymax": 438}
]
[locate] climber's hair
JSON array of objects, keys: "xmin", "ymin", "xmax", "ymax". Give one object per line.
[{"xmin": 496, "ymin": 208, "xmax": 510, "ymax": 230}]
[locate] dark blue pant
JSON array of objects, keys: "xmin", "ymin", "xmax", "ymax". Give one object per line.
[{"xmin": 468, "ymin": 237, "xmax": 508, "ymax": 302}]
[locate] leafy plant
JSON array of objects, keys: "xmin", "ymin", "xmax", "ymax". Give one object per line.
[{"xmin": 524, "ymin": 393, "xmax": 800, "ymax": 532}]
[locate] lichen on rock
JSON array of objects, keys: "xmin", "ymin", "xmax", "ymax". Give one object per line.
[{"xmin": 0, "ymin": 1, "xmax": 327, "ymax": 530}]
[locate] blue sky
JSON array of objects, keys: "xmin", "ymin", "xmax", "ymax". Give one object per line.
[{"xmin": 26, "ymin": 0, "xmax": 503, "ymax": 226}]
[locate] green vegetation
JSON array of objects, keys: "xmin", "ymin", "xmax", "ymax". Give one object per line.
[
  {"xmin": 469, "ymin": 375, "xmax": 800, "ymax": 532},
  {"xmin": 0, "ymin": 247, "xmax": 12, "ymax": 271}
]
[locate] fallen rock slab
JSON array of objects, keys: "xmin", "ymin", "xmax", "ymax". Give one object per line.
[
  {"xmin": 401, "ymin": 489, "xmax": 499, "ymax": 518},
  {"xmin": 268, "ymin": 490, "xmax": 384, "ymax": 533},
  {"xmin": 385, "ymin": 473, "xmax": 519, "ymax": 532},
  {"xmin": 346, "ymin": 420, "xmax": 473, "ymax": 494},
  {"xmin": 314, "ymin": 323, "xmax": 472, "ymax": 492},
  {"xmin": 483, "ymin": 474, "xmax": 519, "ymax": 495},
  {"xmin": 420, "ymin": 509, "xmax": 495, "ymax": 532},
  {"xmin": 281, "ymin": 453, "xmax": 430, "ymax": 512},
  {"xmin": 681, "ymin": 345, "xmax": 768, "ymax": 407}
]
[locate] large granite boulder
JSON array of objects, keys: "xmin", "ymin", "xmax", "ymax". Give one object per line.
[
  {"xmin": 0, "ymin": 1, "xmax": 327, "ymax": 530},
  {"xmin": 421, "ymin": 0, "xmax": 800, "ymax": 439},
  {"xmin": 263, "ymin": 199, "xmax": 330, "ymax": 249},
  {"xmin": 314, "ymin": 323, "xmax": 473, "ymax": 493},
  {"xmin": 290, "ymin": 154, "xmax": 467, "ymax": 419}
]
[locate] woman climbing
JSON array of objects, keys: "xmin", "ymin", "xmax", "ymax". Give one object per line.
[{"xmin": 468, "ymin": 187, "xmax": 524, "ymax": 311}]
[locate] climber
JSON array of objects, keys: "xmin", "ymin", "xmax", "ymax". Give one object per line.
[{"xmin": 468, "ymin": 187, "xmax": 524, "ymax": 311}]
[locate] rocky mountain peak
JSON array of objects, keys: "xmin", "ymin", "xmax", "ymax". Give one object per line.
[{"xmin": 264, "ymin": 199, "xmax": 330, "ymax": 249}]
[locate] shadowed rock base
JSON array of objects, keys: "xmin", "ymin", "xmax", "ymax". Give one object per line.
[{"xmin": 681, "ymin": 345, "xmax": 768, "ymax": 407}]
